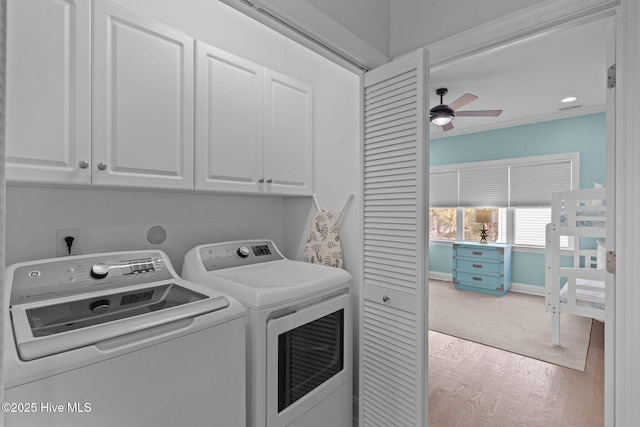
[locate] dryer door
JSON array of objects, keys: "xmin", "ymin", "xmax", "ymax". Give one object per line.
[{"xmin": 266, "ymin": 292, "xmax": 351, "ymax": 426}]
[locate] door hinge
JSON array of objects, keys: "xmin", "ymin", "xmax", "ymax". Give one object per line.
[
  {"xmin": 607, "ymin": 64, "xmax": 616, "ymax": 89},
  {"xmin": 606, "ymin": 250, "xmax": 616, "ymax": 274}
]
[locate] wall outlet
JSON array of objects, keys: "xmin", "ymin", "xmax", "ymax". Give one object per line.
[{"xmin": 56, "ymin": 228, "xmax": 81, "ymax": 256}]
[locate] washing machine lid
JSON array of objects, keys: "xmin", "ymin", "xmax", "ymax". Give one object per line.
[
  {"xmin": 11, "ymin": 280, "xmax": 230, "ymax": 361},
  {"xmin": 6, "ymin": 250, "xmax": 236, "ymax": 361},
  {"xmin": 205, "ymin": 260, "xmax": 352, "ymax": 309}
]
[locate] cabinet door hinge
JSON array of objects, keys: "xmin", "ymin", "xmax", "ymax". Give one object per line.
[
  {"xmin": 606, "ymin": 250, "xmax": 616, "ymax": 274},
  {"xmin": 607, "ymin": 64, "xmax": 616, "ymax": 89}
]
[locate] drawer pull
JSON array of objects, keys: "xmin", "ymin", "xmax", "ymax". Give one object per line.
[
  {"xmin": 472, "ymin": 276, "xmax": 483, "ymax": 281},
  {"xmin": 472, "ymin": 251, "xmax": 482, "ymax": 255},
  {"xmin": 472, "ymin": 264, "xmax": 482, "ymax": 268}
]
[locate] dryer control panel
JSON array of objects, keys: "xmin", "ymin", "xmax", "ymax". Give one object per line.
[{"xmin": 199, "ymin": 240, "xmax": 284, "ymax": 272}]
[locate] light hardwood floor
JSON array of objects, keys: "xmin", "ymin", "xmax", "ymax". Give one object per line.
[{"xmin": 428, "ymin": 320, "xmax": 604, "ymax": 427}]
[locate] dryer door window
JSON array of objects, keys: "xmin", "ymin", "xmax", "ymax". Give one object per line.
[{"xmin": 277, "ymin": 309, "xmax": 344, "ymax": 411}]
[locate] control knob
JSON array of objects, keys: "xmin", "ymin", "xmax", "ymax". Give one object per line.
[
  {"xmin": 237, "ymin": 247, "xmax": 250, "ymax": 258},
  {"xmin": 90, "ymin": 263, "xmax": 110, "ymax": 279},
  {"xmin": 89, "ymin": 299, "xmax": 111, "ymax": 314}
]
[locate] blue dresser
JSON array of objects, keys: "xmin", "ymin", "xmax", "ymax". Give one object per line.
[{"xmin": 452, "ymin": 242, "xmax": 512, "ymax": 296}]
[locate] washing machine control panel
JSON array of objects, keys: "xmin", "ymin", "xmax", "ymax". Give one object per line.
[
  {"xmin": 199, "ymin": 240, "xmax": 284, "ymax": 271},
  {"xmin": 10, "ymin": 251, "xmax": 173, "ymax": 305}
]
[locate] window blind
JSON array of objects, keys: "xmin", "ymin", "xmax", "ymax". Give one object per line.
[
  {"xmin": 459, "ymin": 167, "xmax": 509, "ymax": 207},
  {"xmin": 430, "ymin": 154, "xmax": 577, "ymax": 209},
  {"xmin": 510, "ymin": 161, "xmax": 573, "ymax": 206},
  {"xmin": 429, "ymin": 170, "xmax": 457, "ymax": 207},
  {"xmin": 514, "ymin": 207, "xmax": 551, "ymax": 246}
]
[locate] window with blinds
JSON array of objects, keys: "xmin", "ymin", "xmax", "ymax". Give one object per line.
[
  {"xmin": 514, "ymin": 207, "xmax": 551, "ymax": 246},
  {"xmin": 429, "ymin": 153, "xmax": 578, "ymax": 247},
  {"xmin": 510, "ymin": 161, "xmax": 573, "ymax": 206},
  {"xmin": 514, "ymin": 207, "xmax": 570, "ymax": 247},
  {"xmin": 429, "ymin": 171, "xmax": 457, "ymax": 207},
  {"xmin": 429, "ymin": 152, "xmax": 579, "ymax": 208},
  {"xmin": 459, "ymin": 166, "xmax": 509, "ymax": 207}
]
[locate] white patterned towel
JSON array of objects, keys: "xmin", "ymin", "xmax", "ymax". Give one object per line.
[{"xmin": 304, "ymin": 210, "xmax": 343, "ymax": 268}]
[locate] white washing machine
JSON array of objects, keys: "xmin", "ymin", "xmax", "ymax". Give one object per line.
[
  {"xmin": 4, "ymin": 250, "xmax": 246, "ymax": 427},
  {"xmin": 182, "ymin": 240, "xmax": 353, "ymax": 427}
]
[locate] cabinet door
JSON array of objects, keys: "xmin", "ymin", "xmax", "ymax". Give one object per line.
[
  {"xmin": 263, "ymin": 70, "xmax": 312, "ymax": 195},
  {"xmin": 6, "ymin": 0, "xmax": 91, "ymax": 185},
  {"xmin": 195, "ymin": 42, "xmax": 263, "ymax": 192},
  {"xmin": 93, "ymin": 0, "xmax": 194, "ymax": 189}
]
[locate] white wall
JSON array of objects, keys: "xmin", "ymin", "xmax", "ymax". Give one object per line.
[
  {"xmin": 389, "ymin": 0, "xmax": 546, "ymax": 57},
  {"xmin": 6, "ymin": 187, "xmax": 286, "ymax": 273}
]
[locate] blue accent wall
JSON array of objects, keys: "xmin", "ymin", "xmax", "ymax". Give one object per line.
[{"xmin": 429, "ymin": 113, "xmax": 606, "ymax": 287}]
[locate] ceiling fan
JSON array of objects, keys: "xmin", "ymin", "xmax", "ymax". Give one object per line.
[{"xmin": 429, "ymin": 88, "xmax": 503, "ymax": 132}]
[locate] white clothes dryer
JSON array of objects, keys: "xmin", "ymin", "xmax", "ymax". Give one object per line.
[
  {"xmin": 182, "ymin": 240, "xmax": 353, "ymax": 427},
  {"xmin": 4, "ymin": 250, "xmax": 246, "ymax": 427}
]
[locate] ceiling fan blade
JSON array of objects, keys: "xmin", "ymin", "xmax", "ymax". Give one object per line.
[
  {"xmin": 448, "ymin": 93, "xmax": 478, "ymax": 111},
  {"xmin": 455, "ymin": 110, "xmax": 503, "ymax": 117},
  {"xmin": 442, "ymin": 122, "xmax": 454, "ymax": 132}
]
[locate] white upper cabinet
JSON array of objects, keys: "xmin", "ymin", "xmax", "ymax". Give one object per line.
[
  {"xmin": 195, "ymin": 43, "xmax": 263, "ymax": 193},
  {"xmin": 6, "ymin": 0, "xmax": 92, "ymax": 185},
  {"xmin": 196, "ymin": 42, "xmax": 312, "ymax": 195},
  {"xmin": 92, "ymin": 0, "xmax": 194, "ymax": 190},
  {"xmin": 264, "ymin": 70, "xmax": 313, "ymax": 195},
  {"xmin": 7, "ymin": 0, "xmax": 311, "ymax": 195}
]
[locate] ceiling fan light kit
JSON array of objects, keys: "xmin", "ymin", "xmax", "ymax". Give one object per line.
[
  {"xmin": 429, "ymin": 87, "xmax": 503, "ymax": 132},
  {"xmin": 430, "ymin": 106, "xmax": 454, "ymax": 125}
]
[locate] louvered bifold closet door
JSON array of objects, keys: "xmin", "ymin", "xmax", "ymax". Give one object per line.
[{"xmin": 360, "ymin": 49, "xmax": 428, "ymax": 427}]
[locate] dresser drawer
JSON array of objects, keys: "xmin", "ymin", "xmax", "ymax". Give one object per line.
[
  {"xmin": 455, "ymin": 280, "xmax": 507, "ymax": 294},
  {"xmin": 454, "ymin": 245, "xmax": 503, "ymax": 261},
  {"xmin": 454, "ymin": 258, "xmax": 501, "ymax": 275},
  {"xmin": 455, "ymin": 271, "xmax": 503, "ymax": 288}
]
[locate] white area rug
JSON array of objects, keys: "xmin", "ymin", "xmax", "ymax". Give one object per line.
[{"xmin": 429, "ymin": 280, "xmax": 592, "ymax": 371}]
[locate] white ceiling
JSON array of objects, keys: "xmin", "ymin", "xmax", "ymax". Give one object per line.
[{"xmin": 429, "ymin": 18, "xmax": 609, "ymax": 139}]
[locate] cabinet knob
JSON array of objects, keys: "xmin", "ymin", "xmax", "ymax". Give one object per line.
[
  {"xmin": 258, "ymin": 178, "xmax": 265, "ymax": 183},
  {"xmin": 382, "ymin": 295, "xmax": 390, "ymax": 303},
  {"xmin": 266, "ymin": 179, "xmax": 273, "ymax": 184},
  {"xmin": 78, "ymin": 160, "xmax": 89, "ymax": 169},
  {"xmin": 97, "ymin": 162, "xmax": 107, "ymax": 171}
]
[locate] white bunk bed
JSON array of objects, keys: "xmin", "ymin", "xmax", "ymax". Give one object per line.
[{"xmin": 545, "ymin": 187, "xmax": 607, "ymax": 346}]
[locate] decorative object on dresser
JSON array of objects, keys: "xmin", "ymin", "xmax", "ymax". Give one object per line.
[
  {"xmin": 474, "ymin": 209, "xmax": 492, "ymax": 243},
  {"xmin": 452, "ymin": 242, "xmax": 512, "ymax": 296}
]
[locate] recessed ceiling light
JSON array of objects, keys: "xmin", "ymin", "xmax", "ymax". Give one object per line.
[{"xmin": 561, "ymin": 96, "xmax": 578, "ymax": 103}]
